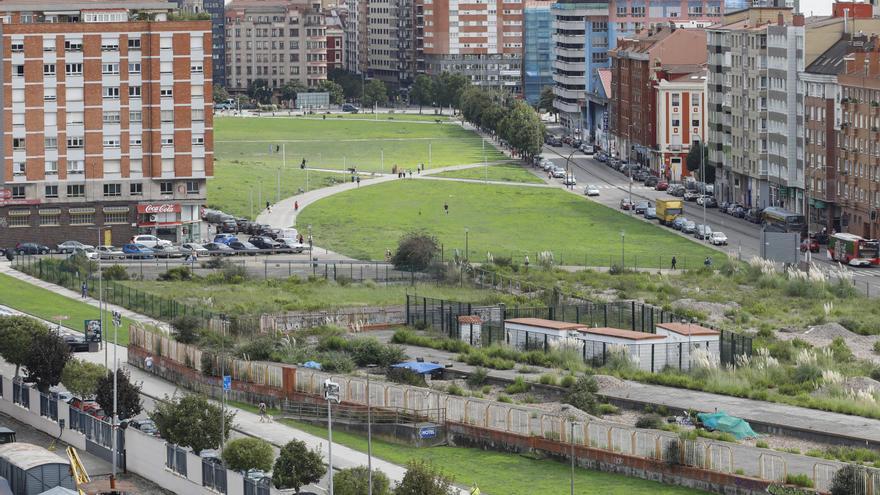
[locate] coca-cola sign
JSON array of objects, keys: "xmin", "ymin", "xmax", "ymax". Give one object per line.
[{"xmin": 137, "ymin": 203, "xmax": 181, "ymax": 214}]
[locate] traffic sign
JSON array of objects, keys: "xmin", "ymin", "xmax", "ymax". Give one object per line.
[
  {"xmin": 419, "ymin": 426, "xmax": 436, "ymax": 439},
  {"xmin": 223, "ymin": 376, "xmax": 232, "ymax": 391}
]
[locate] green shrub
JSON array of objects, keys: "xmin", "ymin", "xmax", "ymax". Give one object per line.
[
  {"xmin": 235, "ymin": 336, "xmax": 278, "ymax": 361},
  {"xmin": 171, "ymin": 315, "xmax": 202, "ymax": 344},
  {"xmin": 635, "ymin": 414, "xmax": 664, "ymax": 429},
  {"xmin": 768, "ymin": 484, "xmax": 812, "ymax": 495},
  {"xmin": 538, "ymin": 374, "xmax": 557, "ymax": 386},
  {"xmin": 348, "ymin": 337, "xmax": 406, "ymax": 367},
  {"xmin": 564, "ymin": 374, "xmax": 599, "ymax": 414},
  {"xmin": 222, "ymin": 437, "xmax": 274, "ymax": 472},
  {"xmin": 560, "ymin": 375, "xmax": 576, "ymax": 388},
  {"xmin": 597, "ymin": 403, "xmax": 618, "ymax": 415},
  {"xmin": 517, "ymin": 365, "xmax": 538, "ymax": 374},
  {"xmin": 829, "ymin": 336, "xmax": 854, "ymax": 362},
  {"xmin": 446, "ymin": 383, "xmax": 465, "ymax": 396},
  {"xmin": 466, "ymin": 368, "xmax": 489, "ymax": 389},
  {"xmin": 504, "ymin": 376, "xmax": 531, "ymax": 394},
  {"xmin": 386, "ymin": 367, "xmax": 427, "ymax": 387},
  {"xmin": 784, "ymin": 473, "xmax": 814, "ymax": 488},
  {"xmin": 319, "ymin": 351, "xmax": 355, "ymax": 373},
  {"xmin": 497, "ymin": 394, "xmax": 512, "ymax": 403},
  {"xmin": 102, "ymin": 264, "xmax": 130, "ymax": 281},
  {"xmin": 874, "ymin": 341, "xmax": 880, "ymax": 355},
  {"xmin": 830, "ymin": 464, "xmax": 860, "ymax": 495},
  {"xmin": 756, "ymin": 440, "xmax": 769, "ymax": 449},
  {"xmin": 158, "ymin": 266, "xmax": 192, "ymax": 281}
]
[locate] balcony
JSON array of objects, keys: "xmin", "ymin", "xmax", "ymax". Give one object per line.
[
  {"xmin": 554, "ymin": 99, "xmax": 581, "ymax": 114},
  {"xmin": 554, "ymin": 74, "xmax": 585, "ymax": 86},
  {"xmin": 553, "ymin": 85, "xmax": 584, "ymax": 100},
  {"xmin": 555, "ymin": 20, "xmax": 586, "ymax": 31},
  {"xmin": 553, "ymin": 33, "xmax": 585, "ymax": 45},
  {"xmin": 555, "ymin": 47, "xmax": 584, "ymax": 59},
  {"xmin": 554, "ymin": 59, "xmax": 583, "ymax": 72}
]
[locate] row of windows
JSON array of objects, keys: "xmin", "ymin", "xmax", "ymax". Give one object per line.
[
  {"xmin": 8, "ymin": 181, "xmax": 200, "ymax": 202},
  {"xmin": 13, "ymin": 62, "xmax": 202, "ymax": 78},
  {"xmin": 11, "ymin": 131, "xmax": 205, "ymax": 152}
]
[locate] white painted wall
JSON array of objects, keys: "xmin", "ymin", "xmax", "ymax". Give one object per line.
[{"xmin": 0, "ymin": 376, "xmax": 85, "ymax": 450}]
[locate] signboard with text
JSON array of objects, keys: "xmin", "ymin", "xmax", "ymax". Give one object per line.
[
  {"xmin": 136, "ymin": 203, "xmax": 181, "ymax": 214},
  {"xmin": 84, "ymin": 320, "xmax": 102, "ymax": 342}
]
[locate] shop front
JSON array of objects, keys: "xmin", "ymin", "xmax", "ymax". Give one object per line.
[{"xmin": 136, "ymin": 202, "xmax": 207, "ymax": 244}]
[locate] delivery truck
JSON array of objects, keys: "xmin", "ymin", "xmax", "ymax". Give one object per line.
[{"xmin": 656, "ymin": 198, "xmax": 684, "ymax": 226}]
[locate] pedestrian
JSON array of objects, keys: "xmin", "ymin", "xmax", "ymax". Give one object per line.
[
  {"xmin": 671, "ymin": 256, "xmax": 677, "ymax": 270},
  {"xmin": 81, "ymin": 281, "xmax": 88, "ymax": 299},
  {"xmin": 266, "ymin": 201, "xmax": 271, "ymax": 211},
  {"xmin": 356, "ymin": 176, "xmax": 361, "ymax": 187},
  {"xmin": 704, "ymin": 256, "xmax": 712, "ymax": 267},
  {"xmin": 444, "ymin": 202, "xmax": 449, "ymax": 215},
  {"xmin": 258, "ymin": 401, "xmax": 268, "ymax": 422},
  {"xmin": 408, "ymin": 170, "xmax": 412, "ymax": 178},
  {"xmin": 294, "ymin": 201, "xmax": 299, "ymax": 212},
  {"xmin": 300, "ymin": 158, "xmax": 307, "ymax": 169},
  {"xmin": 144, "ymin": 354, "xmax": 154, "ymax": 371},
  {"xmin": 298, "ymin": 233, "xmax": 304, "ymax": 244}
]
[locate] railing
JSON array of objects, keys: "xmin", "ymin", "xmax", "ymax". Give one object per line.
[{"xmin": 280, "ymin": 399, "xmax": 444, "ymax": 427}]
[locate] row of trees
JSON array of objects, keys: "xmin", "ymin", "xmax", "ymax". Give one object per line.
[{"xmin": 460, "ymin": 87, "xmax": 545, "ymax": 160}]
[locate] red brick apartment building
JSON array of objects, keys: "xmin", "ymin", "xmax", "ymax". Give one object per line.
[{"xmin": 0, "ymin": 0, "xmax": 213, "ymax": 248}]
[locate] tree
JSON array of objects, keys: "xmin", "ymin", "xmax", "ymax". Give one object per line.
[
  {"xmin": 61, "ymin": 360, "xmax": 105, "ymax": 399},
  {"xmin": 410, "ymin": 74, "xmax": 434, "ymax": 113},
  {"xmin": 329, "ymin": 68, "xmax": 364, "ymax": 101},
  {"xmin": 391, "ymin": 231, "xmax": 439, "ymax": 271},
  {"xmin": 334, "ymin": 466, "xmax": 391, "ymax": 495},
  {"xmin": 362, "ymin": 79, "xmax": 388, "ymax": 110},
  {"xmin": 830, "ymin": 464, "xmax": 860, "ymax": 495},
  {"xmin": 213, "ymin": 85, "xmax": 230, "ymax": 104},
  {"xmin": 247, "ymin": 79, "xmax": 273, "ymax": 104},
  {"xmin": 221, "ymin": 437, "xmax": 274, "ymax": 473},
  {"xmin": 0, "ymin": 316, "xmax": 47, "ymax": 377},
  {"xmin": 95, "ymin": 369, "xmax": 142, "ymax": 420},
  {"xmin": 433, "ymin": 73, "xmax": 470, "ymax": 111},
  {"xmin": 280, "ymin": 80, "xmax": 308, "ymax": 105},
  {"xmin": 272, "ymin": 439, "xmax": 326, "ymax": 493},
  {"xmin": 686, "ymin": 141, "xmax": 704, "ymax": 174},
  {"xmin": 23, "ymin": 330, "xmax": 70, "ymax": 393},
  {"xmin": 538, "ymin": 86, "xmax": 555, "ymax": 114},
  {"xmin": 172, "ymin": 315, "xmax": 201, "ymax": 344},
  {"xmin": 393, "ymin": 460, "xmax": 455, "ymax": 495},
  {"xmin": 564, "ymin": 373, "xmax": 599, "ymax": 414},
  {"xmin": 150, "ymin": 395, "xmax": 235, "ymax": 454},
  {"xmin": 318, "ymin": 80, "xmax": 345, "ymax": 105}
]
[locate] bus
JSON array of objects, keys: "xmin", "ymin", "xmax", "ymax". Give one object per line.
[
  {"xmin": 828, "ymin": 233, "xmax": 880, "ymax": 267},
  {"xmin": 761, "ymin": 207, "xmax": 806, "ymax": 234}
]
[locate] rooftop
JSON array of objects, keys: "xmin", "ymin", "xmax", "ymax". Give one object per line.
[
  {"xmin": 656, "ymin": 322, "xmax": 720, "ymax": 337},
  {"xmin": 0, "ymin": 0, "xmax": 175, "ymax": 10},
  {"xmin": 576, "ymin": 327, "xmax": 666, "ymax": 340},
  {"xmin": 458, "ymin": 316, "xmax": 482, "ymax": 324},
  {"xmin": 0, "ymin": 443, "xmax": 69, "ymax": 471},
  {"xmin": 505, "ymin": 318, "xmax": 587, "ymax": 331}
]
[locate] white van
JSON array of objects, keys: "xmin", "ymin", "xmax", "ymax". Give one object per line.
[{"xmin": 277, "ymin": 228, "xmax": 299, "ymax": 240}]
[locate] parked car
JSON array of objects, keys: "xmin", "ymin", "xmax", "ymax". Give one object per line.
[
  {"xmin": 709, "ymin": 232, "xmax": 729, "ymax": 246},
  {"xmin": 671, "ymin": 217, "xmax": 689, "ymax": 231},
  {"xmin": 62, "ymin": 334, "xmax": 90, "ymax": 353},
  {"xmin": 204, "ymin": 242, "xmax": 236, "ymax": 256},
  {"xmin": 619, "ymin": 198, "xmax": 634, "ymax": 210},
  {"xmin": 580, "ymin": 144, "xmax": 595, "ymax": 154},
  {"xmin": 82, "ymin": 403, "xmax": 108, "ymax": 422},
  {"xmin": 228, "ymin": 240, "xmax": 260, "ymax": 256},
  {"xmin": 130, "ymin": 235, "xmax": 171, "ymax": 249},
  {"xmin": 633, "ymin": 171, "xmax": 649, "ymax": 182},
  {"xmin": 152, "ymin": 245, "xmax": 184, "ymax": 258},
  {"xmin": 634, "ymin": 201, "xmax": 651, "ymax": 214},
  {"xmin": 562, "ymin": 175, "xmax": 577, "ymax": 186},
  {"xmin": 14, "ymin": 243, "xmax": 52, "ymax": 255},
  {"xmin": 551, "ymin": 168, "xmax": 566, "ymax": 179},
  {"xmin": 57, "ymin": 240, "xmax": 95, "ymax": 254},
  {"xmin": 546, "ymin": 136, "xmax": 562, "ymax": 147},
  {"xmin": 800, "ymin": 237, "xmax": 820, "ymax": 253},
  {"xmin": 277, "ymin": 238, "xmax": 306, "ymax": 253},
  {"xmin": 180, "ymin": 243, "xmax": 210, "ymax": 256},
  {"xmin": 595, "ymin": 152, "xmax": 608, "ymax": 163},
  {"xmin": 724, "ymin": 203, "xmax": 744, "ymax": 215},
  {"xmin": 668, "ymin": 185, "xmax": 686, "ymax": 197},
  {"xmin": 655, "ymin": 180, "xmax": 669, "ymax": 191},
  {"xmin": 644, "ymin": 207, "xmax": 657, "ymax": 220},
  {"xmin": 342, "ymin": 103, "xmax": 360, "ymax": 113},
  {"xmin": 744, "ymin": 208, "xmax": 763, "ymax": 224},
  {"xmin": 213, "ymin": 233, "xmax": 238, "ymax": 245},
  {"xmin": 681, "ymin": 220, "xmax": 697, "ymax": 234},
  {"xmin": 644, "ymin": 176, "xmax": 659, "ymax": 187},
  {"xmin": 248, "ymin": 236, "xmax": 282, "ymax": 251},
  {"xmin": 70, "ymin": 247, "xmax": 99, "ymax": 260},
  {"xmin": 96, "ymin": 245, "xmax": 126, "ymax": 260},
  {"xmin": 730, "ymin": 205, "xmax": 746, "ymax": 218},
  {"xmin": 683, "ymin": 191, "xmax": 700, "ymax": 202},
  {"xmin": 694, "ymin": 225, "xmax": 713, "ymax": 240},
  {"xmin": 122, "ymin": 244, "xmax": 155, "ymax": 259},
  {"xmin": 584, "ymin": 184, "xmax": 600, "ymax": 197},
  {"xmin": 126, "ymin": 418, "xmax": 159, "ymax": 436},
  {"xmin": 696, "ymin": 196, "xmax": 718, "ymax": 208},
  {"xmin": 69, "ymin": 398, "xmax": 97, "ymax": 412}
]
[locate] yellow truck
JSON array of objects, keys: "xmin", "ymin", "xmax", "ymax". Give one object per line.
[{"xmin": 655, "ymin": 198, "xmax": 684, "ymax": 226}]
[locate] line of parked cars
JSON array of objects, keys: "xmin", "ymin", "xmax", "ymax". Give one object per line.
[{"xmin": 617, "ymin": 197, "xmax": 729, "ymax": 246}]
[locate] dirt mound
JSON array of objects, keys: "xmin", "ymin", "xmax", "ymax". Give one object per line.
[
  {"xmin": 595, "ymin": 374, "xmax": 629, "ymax": 391},
  {"xmin": 671, "ymin": 299, "xmax": 739, "ymax": 325},
  {"xmin": 780, "ymin": 323, "xmax": 880, "ymax": 364},
  {"xmin": 815, "ymin": 376, "xmax": 880, "ymax": 397}
]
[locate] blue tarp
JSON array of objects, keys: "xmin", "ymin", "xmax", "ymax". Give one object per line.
[
  {"xmin": 697, "ymin": 411, "xmax": 758, "ymax": 440},
  {"xmin": 391, "ymin": 361, "xmax": 444, "ymax": 374},
  {"xmin": 302, "ymin": 361, "xmax": 322, "ymax": 370}
]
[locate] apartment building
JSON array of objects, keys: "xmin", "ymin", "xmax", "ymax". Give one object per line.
[
  {"xmin": 523, "ymin": 0, "xmax": 554, "ymax": 104},
  {"xmin": 552, "ymin": 0, "xmax": 725, "ymax": 144},
  {"xmin": 420, "ymin": 0, "xmax": 524, "ymax": 92},
  {"xmin": 326, "ymin": 10, "xmax": 345, "ymax": 70},
  {"xmin": 342, "ymin": 0, "xmax": 368, "ymax": 74},
  {"xmin": 0, "ymin": 0, "xmax": 213, "ymax": 247},
  {"xmin": 654, "ymin": 68, "xmax": 708, "ymax": 180},
  {"xmin": 225, "ymin": 0, "xmax": 327, "ymax": 92},
  {"xmin": 609, "ymin": 26, "xmax": 706, "ymax": 170},
  {"xmin": 175, "ymin": 0, "xmax": 226, "ymax": 87}
]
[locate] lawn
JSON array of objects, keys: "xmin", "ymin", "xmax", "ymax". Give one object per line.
[
  {"xmin": 296, "ymin": 180, "xmax": 718, "ymax": 266},
  {"xmin": 430, "ymin": 162, "xmax": 545, "ymax": 184},
  {"xmin": 214, "ymin": 116, "xmax": 506, "ymax": 174},
  {"xmin": 276, "ymin": 418, "xmax": 707, "ymax": 495},
  {"xmin": 301, "ymin": 112, "xmax": 453, "ymax": 122},
  {"xmin": 0, "ymin": 273, "xmax": 133, "ymax": 345},
  {"xmin": 117, "ymin": 279, "xmax": 522, "ymax": 316}
]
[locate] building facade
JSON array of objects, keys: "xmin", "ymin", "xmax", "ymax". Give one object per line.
[
  {"xmin": 523, "ymin": 0, "xmax": 554, "ymax": 104},
  {"xmin": 342, "ymin": 0, "xmax": 368, "ymax": 74},
  {"xmin": 176, "ymin": 0, "xmax": 226, "ymax": 88},
  {"xmin": 326, "ymin": 11, "xmax": 345, "ymax": 71},
  {"xmin": 225, "ymin": 0, "xmax": 327, "ymax": 93},
  {"xmin": 420, "ymin": 0, "xmax": 523, "ymax": 92},
  {"xmin": 654, "ymin": 68, "xmax": 707, "ymax": 180},
  {"xmin": 0, "ymin": 1, "xmax": 213, "ymax": 247},
  {"xmin": 367, "ymin": 0, "xmax": 419, "ymax": 88}
]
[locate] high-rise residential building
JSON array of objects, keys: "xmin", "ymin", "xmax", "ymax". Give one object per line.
[
  {"xmin": 368, "ymin": 0, "xmax": 419, "ymax": 88},
  {"xmin": 326, "ymin": 9, "xmax": 345, "ymax": 71},
  {"xmin": 523, "ymin": 0, "xmax": 554, "ymax": 104},
  {"xmin": 0, "ymin": 0, "xmax": 213, "ymax": 246},
  {"xmin": 654, "ymin": 68, "xmax": 708, "ymax": 181},
  {"xmin": 176, "ymin": 0, "xmax": 227, "ymax": 88},
  {"xmin": 609, "ymin": 26, "xmax": 707, "ymax": 170},
  {"xmin": 225, "ymin": 0, "xmax": 328, "ymax": 93},
  {"xmin": 552, "ymin": 0, "xmax": 726, "ymax": 145},
  {"xmin": 342, "ymin": 0, "xmax": 368, "ymax": 74},
  {"xmin": 419, "ymin": 0, "xmax": 524, "ymax": 92}
]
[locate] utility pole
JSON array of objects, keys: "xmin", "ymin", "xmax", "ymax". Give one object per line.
[
  {"xmin": 110, "ymin": 310, "xmax": 121, "ymax": 489},
  {"xmin": 324, "ymin": 380, "xmax": 340, "ymax": 495}
]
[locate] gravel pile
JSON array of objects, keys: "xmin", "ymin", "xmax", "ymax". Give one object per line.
[
  {"xmin": 779, "ymin": 322, "xmax": 880, "ymax": 364},
  {"xmin": 672, "ymin": 299, "xmax": 739, "ymax": 325}
]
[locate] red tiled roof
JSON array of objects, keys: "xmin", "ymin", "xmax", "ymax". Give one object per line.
[
  {"xmin": 597, "ymin": 68, "xmax": 612, "ymax": 99},
  {"xmin": 505, "ymin": 318, "xmax": 587, "ymax": 331},
  {"xmin": 576, "ymin": 327, "xmax": 666, "ymax": 340},
  {"xmin": 657, "ymin": 322, "xmax": 719, "ymax": 337},
  {"xmin": 458, "ymin": 316, "xmax": 482, "ymax": 324}
]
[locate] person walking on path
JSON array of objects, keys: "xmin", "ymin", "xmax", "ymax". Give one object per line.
[
  {"xmin": 266, "ymin": 201, "xmax": 271, "ymax": 212},
  {"xmin": 258, "ymin": 401, "xmax": 268, "ymax": 422},
  {"xmin": 294, "ymin": 201, "xmax": 299, "ymax": 212},
  {"xmin": 356, "ymin": 176, "xmax": 361, "ymax": 187},
  {"xmin": 444, "ymin": 202, "xmax": 449, "ymax": 215},
  {"xmin": 81, "ymin": 281, "xmax": 88, "ymax": 299},
  {"xmin": 671, "ymin": 256, "xmax": 677, "ymax": 270}
]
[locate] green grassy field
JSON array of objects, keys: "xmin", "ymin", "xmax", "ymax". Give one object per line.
[
  {"xmin": 296, "ymin": 180, "xmax": 718, "ymax": 266},
  {"xmin": 298, "ymin": 112, "xmax": 453, "ymax": 122},
  {"xmin": 274, "ymin": 417, "xmax": 706, "ymax": 495},
  {"xmin": 430, "ymin": 163, "xmax": 545, "ymax": 184},
  {"xmin": 214, "ymin": 116, "xmax": 506, "ymax": 174},
  {"xmin": 0, "ymin": 273, "xmax": 132, "ymax": 345}
]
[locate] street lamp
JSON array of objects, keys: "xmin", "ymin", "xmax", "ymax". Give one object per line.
[
  {"xmin": 324, "ymin": 379, "xmax": 341, "ymax": 495},
  {"xmin": 620, "ymin": 231, "xmax": 626, "ymax": 270},
  {"xmin": 561, "ymin": 405, "xmax": 579, "ymax": 495},
  {"xmin": 565, "ymin": 149, "xmax": 577, "ymax": 190},
  {"xmin": 110, "ymin": 310, "xmax": 121, "ymax": 489},
  {"xmin": 365, "ymin": 364, "xmax": 378, "ymax": 495},
  {"xmin": 465, "ymin": 228, "xmax": 469, "ymax": 264}
]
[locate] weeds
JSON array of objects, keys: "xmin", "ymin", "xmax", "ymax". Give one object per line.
[{"xmin": 505, "ymin": 377, "xmax": 531, "ymax": 395}]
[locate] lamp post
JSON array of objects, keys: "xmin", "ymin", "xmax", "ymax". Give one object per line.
[
  {"xmin": 219, "ymin": 314, "xmax": 229, "ymax": 449},
  {"xmin": 565, "ymin": 149, "xmax": 576, "ymax": 190},
  {"xmin": 620, "ymin": 230, "xmax": 626, "ymax": 270},
  {"xmin": 324, "ymin": 380, "xmax": 341, "ymax": 495},
  {"xmin": 366, "ymin": 364, "xmax": 378, "ymax": 495},
  {"xmin": 465, "ymin": 228, "xmax": 469, "ymax": 264},
  {"xmin": 561, "ymin": 405, "xmax": 578, "ymax": 495},
  {"xmin": 110, "ymin": 310, "xmax": 121, "ymax": 489}
]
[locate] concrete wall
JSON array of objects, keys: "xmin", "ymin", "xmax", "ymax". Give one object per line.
[{"xmin": 0, "ymin": 377, "xmax": 85, "ymax": 450}]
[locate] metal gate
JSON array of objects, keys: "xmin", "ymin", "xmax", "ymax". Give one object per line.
[
  {"xmin": 243, "ymin": 476, "xmax": 271, "ymax": 495},
  {"xmin": 202, "ymin": 458, "xmax": 228, "ymax": 494}
]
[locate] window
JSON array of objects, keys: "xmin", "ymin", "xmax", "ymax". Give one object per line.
[
  {"xmin": 11, "ymin": 186, "xmax": 25, "ymax": 199},
  {"xmin": 102, "ymin": 63, "xmax": 119, "ymax": 74},
  {"xmin": 691, "ymin": 119, "xmax": 700, "ymax": 127},
  {"xmin": 67, "ymin": 137, "xmax": 84, "ymax": 149},
  {"xmin": 44, "ymin": 64, "xmax": 56, "ymax": 76},
  {"xmin": 13, "ymin": 65, "xmax": 23, "ymax": 77},
  {"xmin": 161, "ymin": 110, "xmax": 174, "ymax": 122},
  {"xmin": 671, "ymin": 93, "xmax": 681, "ymax": 107},
  {"xmin": 13, "ymin": 162, "xmax": 25, "ymax": 176},
  {"xmin": 38, "ymin": 209, "xmax": 59, "ymax": 227},
  {"xmin": 130, "ymin": 183, "xmax": 143, "ymax": 196},
  {"xmin": 128, "ymin": 38, "xmax": 141, "ymax": 50},
  {"xmin": 45, "ymin": 161, "xmax": 58, "ymax": 174},
  {"xmin": 672, "ymin": 118, "xmax": 681, "ymax": 127},
  {"xmin": 103, "ymin": 137, "xmax": 120, "ymax": 148},
  {"xmin": 8, "ymin": 212, "xmax": 30, "ymax": 228},
  {"xmin": 160, "ymin": 88, "xmax": 173, "ymax": 97},
  {"xmin": 65, "ymin": 40, "xmax": 82, "ymax": 51},
  {"xmin": 45, "ymin": 185, "xmax": 59, "ymax": 198},
  {"xmin": 101, "ymin": 41, "xmax": 119, "ymax": 51},
  {"xmin": 103, "ymin": 183, "xmax": 121, "ymax": 197},
  {"xmin": 11, "ymin": 41, "xmax": 23, "ymax": 52},
  {"xmin": 105, "ymin": 211, "xmax": 128, "ymax": 224},
  {"xmin": 130, "ymin": 111, "xmax": 142, "ymax": 122},
  {"xmin": 192, "ymin": 136, "xmax": 205, "ymax": 145},
  {"xmin": 160, "ymin": 60, "xmax": 173, "ymax": 73},
  {"xmin": 65, "ymin": 63, "xmax": 83, "ymax": 75},
  {"xmin": 130, "ymin": 137, "xmax": 142, "ymax": 147},
  {"xmin": 186, "ymin": 180, "xmax": 200, "ymax": 194},
  {"xmin": 103, "ymin": 112, "xmax": 121, "ymax": 124},
  {"xmin": 191, "ymin": 63, "xmax": 204, "ymax": 73},
  {"xmin": 161, "ymin": 137, "xmax": 174, "ymax": 146},
  {"xmin": 44, "ymin": 137, "xmax": 57, "ymax": 149},
  {"xmin": 70, "ymin": 212, "xmax": 94, "ymax": 225},
  {"xmin": 103, "ymin": 87, "xmax": 120, "ymax": 99},
  {"xmin": 192, "ymin": 109, "xmax": 205, "ymax": 121},
  {"xmin": 13, "ymin": 138, "xmax": 24, "ymax": 150},
  {"xmin": 129, "ymin": 86, "xmax": 141, "ymax": 98},
  {"xmin": 160, "ymin": 182, "xmax": 173, "ymax": 195},
  {"xmin": 44, "ymin": 87, "xmax": 56, "ymax": 101},
  {"xmin": 67, "ymin": 184, "xmax": 85, "ymax": 197},
  {"xmin": 67, "ymin": 160, "xmax": 84, "ymax": 174},
  {"xmin": 128, "ymin": 62, "xmax": 141, "ymax": 73}
]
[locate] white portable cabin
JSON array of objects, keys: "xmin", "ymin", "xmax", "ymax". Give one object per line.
[
  {"xmin": 458, "ymin": 316, "xmax": 483, "ymax": 347},
  {"xmin": 574, "ymin": 327, "xmax": 668, "ymax": 372},
  {"xmin": 0, "ymin": 443, "xmax": 75, "ymax": 495},
  {"xmin": 504, "ymin": 318, "xmax": 587, "ymax": 351},
  {"xmin": 655, "ymin": 322, "xmax": 721, "ymax": 370}
]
